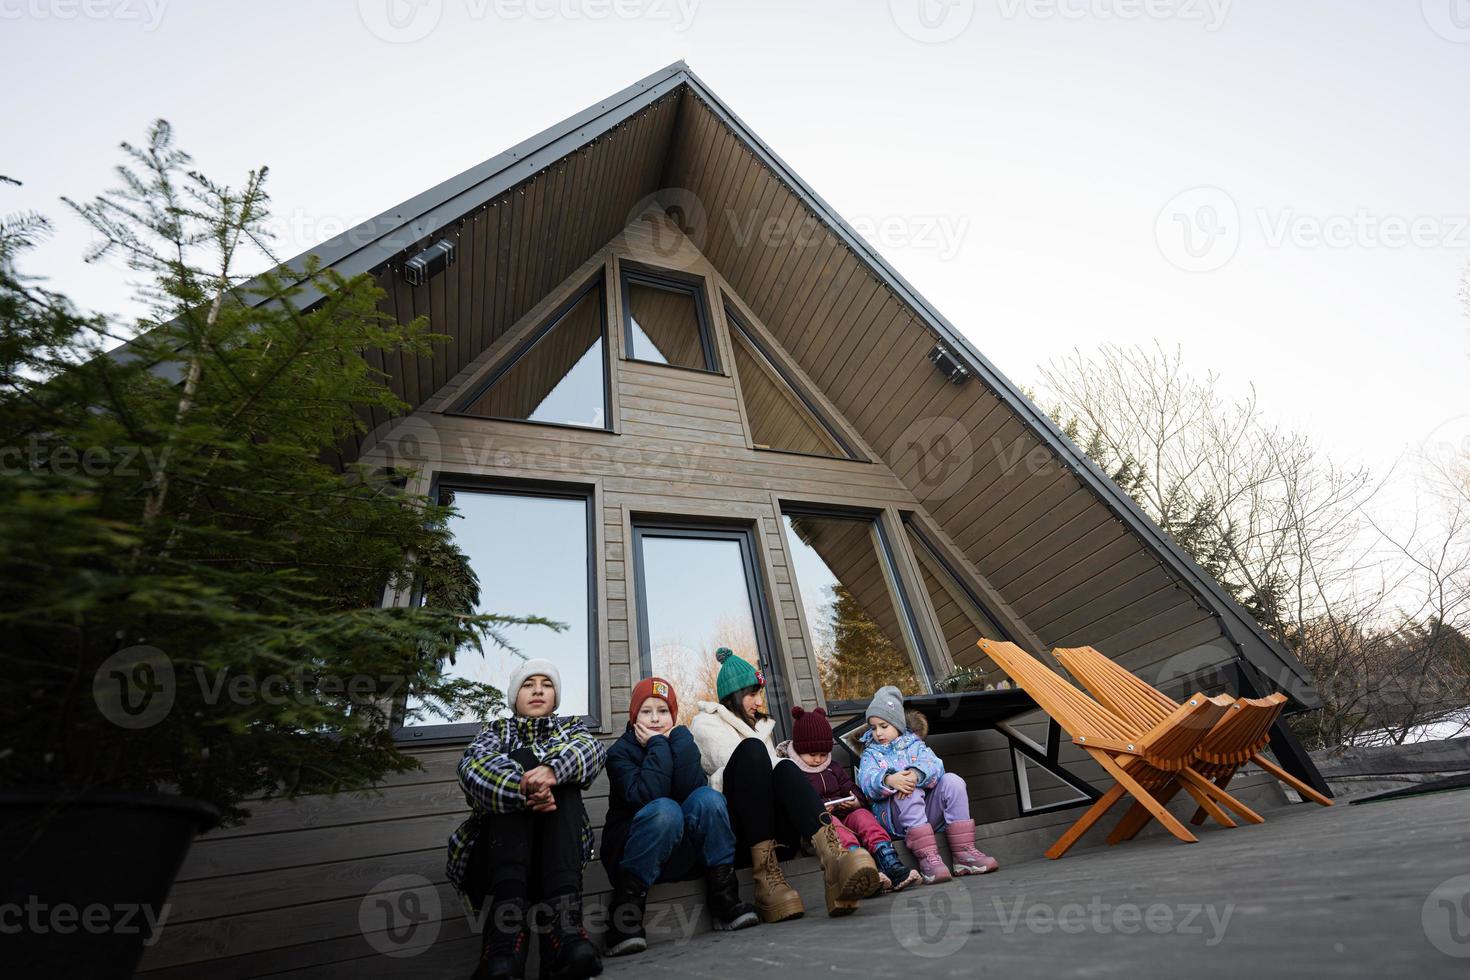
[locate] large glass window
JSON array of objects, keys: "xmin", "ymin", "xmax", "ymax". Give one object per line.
[
  {"xmin": 454, "ymin": 277, "xmax": 609, "ymax": 430},
  {"xmin": 632, "ymin": 525, "xmax": 774, "ymax": 728},
  {"xmin": 404, "ymin": 483, "xmax": 596, "ymax": 731},
  {"xmin": 726, "ymin": 305, "xmax": 856, "ymax": 459},
  {"xmin": 781, "ymin": 509, "xmax": 932, "ymax": 704},
  {"xmin": 621, "ymin": 266, "xmax": 718, "ymax": 372},
  {"xmin": 904, "ymin": 519, "xmax": 1010, "ymax": 686}
]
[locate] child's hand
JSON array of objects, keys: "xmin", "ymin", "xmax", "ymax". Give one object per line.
[
  {"xmin": 633, "ymin": 722, "xmax": 665, "ymax": 747},
  {"xmin": 837, "ymin": 798, "xmax": 860, "ymax": 814},
  {"xmin": 521, "ymin": 764, "xmax": 558, "ymax": 799},
  {"xmin": 891, "ymin": 771, "xmax": 918, "ymax": 796}
]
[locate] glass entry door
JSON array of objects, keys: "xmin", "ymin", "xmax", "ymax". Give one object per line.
[{"xmin": 631, "ymin": 523, "xmax": 785, "ymax": 733}]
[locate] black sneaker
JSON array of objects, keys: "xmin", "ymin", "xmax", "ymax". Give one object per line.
[
  {"xmin": 540, "ymin": 892, "xmax": 602, "ymax": 980},
  {"xmin": 474, "ymin": 895, "xmax": 530, "ymax": 980}
]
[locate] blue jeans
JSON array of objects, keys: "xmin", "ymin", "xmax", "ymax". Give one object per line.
[{"xmin": 618, "ymin": 786, "xmax": 737, "ymax": 888}]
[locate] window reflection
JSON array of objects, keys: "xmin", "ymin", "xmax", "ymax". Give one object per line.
[
  {"xmin": 408, "ymin": 488, "xmax": 592, "ymax": 724},
  {"xmin": 459, "ymin": 282, "xmax": 608, "ymax": 429},
  {"xmin": 729, "ymin": 321, "xmax": 847, "ymax": 458},
  {"xmin": 637, "ymin": 533, "xmax": 763, "ymax": 728},
  {"xmin": 905, "ymin": 523, "xmax": 1010, "ymax": 687},
  {"xmin": 624, "ymin": 279, "xmax": 713, "ymax": 371},
  {"xmin": 782, "ymin": 512, "xmax": 928, "ymax": 701}
]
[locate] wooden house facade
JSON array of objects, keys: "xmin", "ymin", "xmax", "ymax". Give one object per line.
[{"xmin": 132, "ymin": 63, "xmax": 1328, "ymax": 978}]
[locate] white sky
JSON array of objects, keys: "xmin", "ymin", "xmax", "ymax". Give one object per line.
[{"xmin": 5, "ymin": 0, "xmax": 1468, "ymax": 489}]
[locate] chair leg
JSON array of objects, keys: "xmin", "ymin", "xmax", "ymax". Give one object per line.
[
  {"xmin": 1045, "ymin": 783, "xmax": 1129, "ymax": 860},
  {"xmin": 1090, "ymin": 751, "xmax": 1198, "ymax": 845},
  {"xmin": 1190, "ymin": 767, "xmax": 1239, "ymax": 826},
  {"xmin": 1181, "ymin": 780, "xmax": 1236, "ymax": 828},
  {"xmin": 1179, "ymin": 767, "xmax": 1265, "ymax": 824},
  {"xmin": 1107, "ymin": 782, "xmax": 1181, "ymax": 844},
  {"xmin": 1252, "ymin": 753, "xmax": 1334, "ymax": 807}
]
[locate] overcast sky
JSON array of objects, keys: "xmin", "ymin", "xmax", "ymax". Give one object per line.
[{"xmin": 6, "ymin": 0, "xmax": 1467, "ymax": 489}]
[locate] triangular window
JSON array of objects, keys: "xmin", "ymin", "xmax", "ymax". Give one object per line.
[
  {"xmin": 620, "ymin": 264, "xmax": 719, "ymax": 372},
  {"xmin": 453, "ymin": 276, "xmax": 609, "ymax": 430},
  {"xmin": 726, "ymin": 305, "xmax": 858, "ymax": 459}
]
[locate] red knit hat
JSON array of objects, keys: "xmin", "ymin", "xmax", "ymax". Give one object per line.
[
  {"xmin": 630, "ymin": 676, "xmax": 678, "ymax": 724},
  {"xmin": 790, "ymin": 705, "xmax": 833, "ymax": 754}
]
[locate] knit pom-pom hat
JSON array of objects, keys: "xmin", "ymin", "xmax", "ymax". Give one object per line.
[
  {"xmin": 790, "ymin": 705, "xmax": 834, "ymax": 754},
  {"xmin": 714, "ymin": 647, "xmax": 763, "ymax": 701}
]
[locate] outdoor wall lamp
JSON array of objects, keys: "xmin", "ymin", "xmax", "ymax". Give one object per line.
[
  {"xmin": 929, "ymin": 342, "xmax": 971, "ymax": 384},
  {"xmin": 403, "ymin": 238, "xmax": 457, "ymax": 286}
]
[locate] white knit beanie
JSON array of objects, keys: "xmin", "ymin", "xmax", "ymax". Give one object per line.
[{"xmin": 508, "ymin": 658, "xmax": 562, "ymax": 714}]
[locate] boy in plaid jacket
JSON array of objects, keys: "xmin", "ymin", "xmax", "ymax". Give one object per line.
[{"xmin": 447, "ymin": 659, "xmax": 607, "ymax": 980}]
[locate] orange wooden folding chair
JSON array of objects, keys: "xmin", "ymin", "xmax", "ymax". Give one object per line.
[
  {"xmin": 975, "ymin": 639, "xmax": 1264, "ymax": 859},
  {"xmin": 1052, "ymin": 644, "xmax": 1332, "ymax": 843}
]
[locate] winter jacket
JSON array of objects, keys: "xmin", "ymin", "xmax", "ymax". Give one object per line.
[
  {"xmin": 776, "ymin": 739, "xmax": 867, "ymax": 806},
  {"xmin": 446, "ymin": 713, "xmax": 607, "ymax": 906},
  {"xmin": 601, "ymin": 723, "xmax": 708, "ymax": 881},
  {"xmin": 688, "ymin": 700, "xmax": 781, "ymax": 792},
  {"xmin": 856, "ymin": 729, "xmax": 945, "ymax": 834}
]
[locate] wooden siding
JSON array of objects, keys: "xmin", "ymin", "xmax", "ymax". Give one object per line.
[{"xmin": 661, "ymin": 88, "xmax": 1229, "ymax": 685}]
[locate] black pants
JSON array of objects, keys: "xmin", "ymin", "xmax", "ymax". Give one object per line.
[
  {"xmin": 721, "ymin": 738, "xmax": 824, "ymax": 855},
  {"xmin": 467, "ymin": 784, "xmax": 586, "ymax": 906}
]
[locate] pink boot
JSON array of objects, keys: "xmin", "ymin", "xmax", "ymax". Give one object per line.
[
  {"xmin": 946, "ymin": 819, "xmax": 999, "ymax": 875},
  {"xmin": 904, "ymin": 824, "xmax": 952, "ymax": 884}
]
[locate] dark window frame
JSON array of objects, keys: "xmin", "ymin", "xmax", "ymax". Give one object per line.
[
  {"xmin": 723, "ymin": 301, "xmax": 864, "ymax": 462},
  {"xmin": 901, "ymin": 514, "xmax": 1013, "ymax": 645},
  {"xmin": 446, "ymin": 272, "xmax": 613, "ymax": 433},
  {"xmin": 779, "ymin": 502, "xmax": 937, "ymax": 715},
  {"xmin": 393, "ymin": 473, "xmax": 601, "ymax": 745},
  {"xmin": 629, "ymin": 517, "xmax": 791, "ymax": 743},
  {"xmin": 619, "ymin": 261, "xmax": 721, "ymax": 375}
]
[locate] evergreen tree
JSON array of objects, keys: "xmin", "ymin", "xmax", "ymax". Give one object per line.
[{"xmin": 0, "ymin": 123, "xmax": 553, "ymax": 822}]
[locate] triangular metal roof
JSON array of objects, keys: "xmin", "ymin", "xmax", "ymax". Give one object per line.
[{"xmin": 108, "ymin": 60, "xmax": 1318, "ymax": 705}]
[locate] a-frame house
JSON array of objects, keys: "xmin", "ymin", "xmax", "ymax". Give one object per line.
[{"xmin": 134, "ymin": 62, "xmax": 1329, "ymax": 977}]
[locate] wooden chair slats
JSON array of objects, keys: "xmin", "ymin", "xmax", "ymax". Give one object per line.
[
  {"xmin": 1050, "ymin": 644, "xmax": 1334, "ymax": 831},
  {"xmin": 975, "ymin": 639, "xmax": 1261, "ymax": 859}
]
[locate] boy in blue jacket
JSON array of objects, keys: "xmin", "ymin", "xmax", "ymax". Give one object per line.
[{"xmin": 600, "ymin": 676, "xmax": 758, "ymax": 956}]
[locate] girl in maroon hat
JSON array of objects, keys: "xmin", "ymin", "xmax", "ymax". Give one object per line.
[{"xmin": 776, "ymin": 706, "xmax": 922, "ymax": 892}]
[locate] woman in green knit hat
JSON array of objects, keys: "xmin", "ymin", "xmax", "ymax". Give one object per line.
[{"xmin": 689, "ymin": 648, "xmax": 879, "ymax": 922}]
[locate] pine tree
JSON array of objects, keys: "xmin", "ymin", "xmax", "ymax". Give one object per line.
[{"xmin": 0, "ymin": 123, "xmax": 554, "ymax": 822}]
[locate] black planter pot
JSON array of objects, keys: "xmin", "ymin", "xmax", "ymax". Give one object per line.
[{"xmin": 0, "ymin": 790, "xmax": 220, "ymax": 979}]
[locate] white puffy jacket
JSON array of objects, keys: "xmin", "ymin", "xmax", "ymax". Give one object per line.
[{"xmin": 688, "ymin": 700, "xmax": 782, "ymax": 792}]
